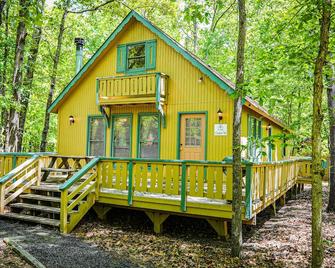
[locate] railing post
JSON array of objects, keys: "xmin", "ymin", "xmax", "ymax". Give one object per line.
[
  {"xmin": 180, "ymin": 162, "xmax": 187, "ymax": 212},
  {"xmin": 60, "ymin": 190, "xmax": 68, "ymax": 234},
  {"xmin": 127, "ymin": 161, "xmax": 133, "ymax": 206},
  {"xmin": 0, "ymin": 183, "xmax": 5, "ymax": 213},
  {"xmin": 245, "ymin": 163, "xmax": 253, "ymax": 220}
]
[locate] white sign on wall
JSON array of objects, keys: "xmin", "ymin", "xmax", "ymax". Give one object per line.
[{"xmin": 214, "ymin": 124, "xmax": 227, "ymax": 136}]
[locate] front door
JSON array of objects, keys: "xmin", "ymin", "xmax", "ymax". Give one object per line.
[{"xmin": 179, "ymin": 114, "xmax": 206, "ymax": 160}]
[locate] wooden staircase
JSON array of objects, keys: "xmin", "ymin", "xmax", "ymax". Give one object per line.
[{"xmin": 0, "ymin": 155, "xmax": 100, "ymax": 233}]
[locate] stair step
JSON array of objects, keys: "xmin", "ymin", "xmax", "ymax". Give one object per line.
[
  {"xmin": 30, "ymin": 184, "xmax": 61, "ymax": 192},
  {"xmin": 0, "ymin": 212, "xmax": 60, "ymax": 227},
  {"xmin": 41, "ymin": 168, "xmax": 76, "ymax": 173},
  {"xmin": 20, "ymin": 194, "xmax": 61, "ymax": 203},
  {"xmin": 10, "ymin": 203, "xmax": 61, "ymax": 214}
]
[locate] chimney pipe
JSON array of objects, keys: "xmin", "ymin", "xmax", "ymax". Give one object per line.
[{"xmin": 74, "ymin": 37, "xmax": 85, "ymax": 74}]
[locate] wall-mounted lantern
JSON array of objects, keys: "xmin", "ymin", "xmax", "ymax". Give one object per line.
[
  {"xmin": 198, "ymin": 76, "xmax": 204, "ymax": 83},
  {"xmin": 217, "ymin": 109, "xmax": 223, "ymax": 122},
  {"xmin": 266, "ymin": 124, "xmax": 272, "ymax": 131},
  {"xmin": 69, "ymin": 115, "xmax": 75, "ymax": 125}
]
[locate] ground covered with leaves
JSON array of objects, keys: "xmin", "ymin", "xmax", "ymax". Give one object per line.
[
  {"xmin": 74, "ymin": 185, "xmax": 334, "ymax": 267},
  {"xmin": 0, "ymin": 243, "xmax": 31, "ymax": 268}
]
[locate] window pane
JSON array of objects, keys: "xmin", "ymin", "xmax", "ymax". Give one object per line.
[
  {"xmin": 113, "ymin": 117, "xmax": 131, "ymax": 157},
  {"xmin": 128, "ymin": 44, "xmax": 145, "ymax": 58},
  {"xmin": 90, "ymin": 118, "xmax": 104, "ymax": 141},
  {"xmin": 185, "ymin": 118, "xmax": 201, "ymax": 147},
  {"xmin": 127, "ymin": 44, "xmax": 145, "ymax": 70},
  {"xmin": 89, "ymin": 117, "xmax": 105, "ymax": 156},
  {"xmin": 139, "ymin": 115, "xmax": 159, "ymax": 158},
  {"xmin": 90, "ymin": 141, "xmax": 104, "ymax": 156}
]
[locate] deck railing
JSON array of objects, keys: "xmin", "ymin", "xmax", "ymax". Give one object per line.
[
  {"xmin": 97, "ymin": 73, "xmax": 168, "ymax": 105},
  {"xmin": 0, "ymin": 155, "xmax": 42, "ymax": 213},
  {"xmin": 249, "ymin": 158, "xmax": 311, "ymax": 217},
  {"xmin": 0, "ymin": 153, "xmax": 36, "ymax": 177}
]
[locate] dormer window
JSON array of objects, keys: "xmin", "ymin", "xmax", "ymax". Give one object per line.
[
  {"xmin": 116, "ymin": 40, "xmax": 156, "ymax": 73},
  {"xmin": 127, "ymin": 43, "xmax": 145, "ymax": 70}
]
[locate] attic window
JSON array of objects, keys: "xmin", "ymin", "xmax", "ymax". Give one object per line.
[{"xmin": 127, "ymin": 43, "xmax": 145, "ymax": 70}]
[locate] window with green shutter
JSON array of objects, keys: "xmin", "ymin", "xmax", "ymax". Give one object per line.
[{"xmin": 116, "ymin": 40, "xmax": 157, "ymax": 73}]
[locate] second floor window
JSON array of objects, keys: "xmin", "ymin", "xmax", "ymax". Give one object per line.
[{"xmin": 127, "ymin": 43, "xmax": 145, "ymax": 70}]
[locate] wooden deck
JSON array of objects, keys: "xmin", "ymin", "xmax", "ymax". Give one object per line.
[{"xmin": 0, "ymin": 153, "xmax": 312, "ymax": 237}]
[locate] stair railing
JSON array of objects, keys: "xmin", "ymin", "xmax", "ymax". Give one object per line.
[
  {"xmin": 59, "ymin": 157, "xmax": 100, "ymax": 233},
  {"xmin": 0, "ymin": 155, "xmax": 42, "ymax": 213}
]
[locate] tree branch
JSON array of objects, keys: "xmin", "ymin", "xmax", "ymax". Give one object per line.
[{"xmin": 68, "ymin": 0, "xmax": 116, "ymax": 14}]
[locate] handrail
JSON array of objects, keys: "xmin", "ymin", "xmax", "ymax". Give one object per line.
[
  {"xmin": 59, "ymin": 157, "xmax": 100, "ymax": 191},
  {"xmin": 0, "ymin": 155, "xmax": 40, "ymax": 184}
]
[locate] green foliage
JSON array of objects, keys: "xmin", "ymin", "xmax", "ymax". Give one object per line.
[{"xmin": 0, "ymin": 0, "xmax": 333, "ymax": 155}]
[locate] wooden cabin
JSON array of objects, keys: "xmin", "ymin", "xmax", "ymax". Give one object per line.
[
  {"xmin": 48, "ymin": 11, "xmax": 288, "ymax": 162},
  {"xmin": 0, "ymin": 11, "xmax": 311, "ymax": 237}
]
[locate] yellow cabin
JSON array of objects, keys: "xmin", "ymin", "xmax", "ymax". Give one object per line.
[
  {"xmin": 0, "ymin": 11, "xmax": 311, "ymax": 237},
  {"xmin": 48, "ymin": 11, "xmax": 287, "ymax": 162}
]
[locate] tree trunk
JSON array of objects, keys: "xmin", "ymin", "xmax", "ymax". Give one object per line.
[
  {"xmin": 40, "ymin": 0, "xmax": 70, "ymax": 152},
  {"xmin": 311, "ymin": 0, "xmax": 331, "ymax": 267},
  {"xmin": 231, "ymin": 0, "xmax": 246, "ymax": 258},
  {"xmin": 326, "ymin": 53, "xmax": 335, "ymax": 212},
  {"xmin": 0, "ymin": 3, "xmax": 9, "ymax": 149},
  {"xmin": 18, "ymin": 0, "xmax": 45, "ymax": 151},
  {"xmin": 4, "ymin": 0, "xmax": 29, "ymax": 152},
  {"xmin": 193, "ymin": 19, "xmax": 198, "ymax": 54},
  {"xmin": 0, "ymin": 0, "xmax": 6, "ymax": 25}
]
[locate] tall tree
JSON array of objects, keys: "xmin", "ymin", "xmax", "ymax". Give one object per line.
[
  {"xmin": 326, "ymin": 52, "xmax": 335, "ymax": 212},
  {"xmin": 18, "ymin": 0, "xmax": 45, "ymax": 151},
  {"xmin": 311, "ymin": 0, "xmax": 331, "ymax": 267},
  {"xmin": 4, "ymin": 0, "xmax": 30, "ymax": 152},
  {"xmin": 231, "ymin": 0, "xmax": 246, "ymax": 258},
  {"xmin": 0, "ymin": 3, "xmax": 9, "ymax": 148},
  {"xmin": 40, "ymin": 0, "xmax": 70, "ymax": 152}
]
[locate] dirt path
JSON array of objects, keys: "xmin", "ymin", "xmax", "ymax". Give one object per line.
[
  {"xmin": 0, "ymin": 220, "xmax": 138, "ymax": 268},
  {"xmin": 74, "ymin": 185, "xmax": 335, "ymax": 267}
]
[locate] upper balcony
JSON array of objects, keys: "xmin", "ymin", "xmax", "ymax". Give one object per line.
[{"xmin": 96, "ymin": 73, "xmax": 168, "ymax": 106}]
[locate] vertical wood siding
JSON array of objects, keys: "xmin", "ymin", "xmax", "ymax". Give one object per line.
[{"xmin": 57, "ymin": 19, "xmax": 285, "ymax": 161}]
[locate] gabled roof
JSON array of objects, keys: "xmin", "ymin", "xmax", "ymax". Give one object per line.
[{"xmin": 48, "ymin": 10, "xmax": 286, "ymax": 129}]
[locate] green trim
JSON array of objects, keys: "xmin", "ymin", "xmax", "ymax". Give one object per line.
[
  {"xmin": 59, "ymin": 157, "xmax": 100, "ymax": 191},
  {"xmin": 48, "ymin": 11, "xmax": 235, "ymax": 113},
  {"xmin": 136, "ymin": 112, "xmax": 161, "ymax": 159},
  {"xmin": 145, "ymin": 39, "xmax": 157, "ymax": 70},
  {"xmin": 110, "ymin": 113, "xmax": 133, "ymax": 158},
  {"xmin": 116, "ymin": 44, "xmax": 127, "ymax": 73},
  {"xmin": 12, "ymin": 155, "xmax": 17, "ymax": 169},
  {"xmin": 176, "ymin": 111, "xmax": 208, "ymax": 160},
  {"xmin": 86, "ymin": 115, "xmax": 107, "ymax": 157},
  {"xmin": 180, "ymin": 162, "xmax": 187, "ymax": 212},
  {"xmin": 245, "ymin": 163, "xmax": 253, "ymax": 219},
  {"xmin": 127, "ymin": 161, "xmax": 133, "ymax": 205}
]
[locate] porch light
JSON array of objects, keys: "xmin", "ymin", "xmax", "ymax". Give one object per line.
[
  {"xmin": 198, "ymin": 76, "xmax": 204, "ymax": 83},
  {"xmin": 266, "ymin": 124, "xmax": 272, "ymax": 130},
  {"xmin": 217, "ymin": 109, "xmax": 223, "ymax": 122},
  {"xmin": 69, "ymin": 115, "xmax": 75, "ymax": 125}
]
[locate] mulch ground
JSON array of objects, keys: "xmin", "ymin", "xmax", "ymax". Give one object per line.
[
  {"xmin": 74, "ymin": 184, "xmax": 335, "ymax": 267},
  {"xmin": 0, "ymin": 243, "xmax": 32, "ymax": 268}
]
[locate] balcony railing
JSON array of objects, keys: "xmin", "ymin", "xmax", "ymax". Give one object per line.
[{"xmin": 96, "ymin": 73, "xmax": 168, "ymax": 105}]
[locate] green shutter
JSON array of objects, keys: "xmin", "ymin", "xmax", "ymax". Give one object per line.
[
  {"xmin": 116, "ymin": 44, "xmax": 126, "ymax": 73},
  {"xmin": 145, "ymin": 40, "xmax": 156, "ymax": 70}
]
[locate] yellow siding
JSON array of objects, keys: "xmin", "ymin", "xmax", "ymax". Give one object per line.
[{"xmin": 57, "ymin": 18, "xmax": 286, "ymax": 161}]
